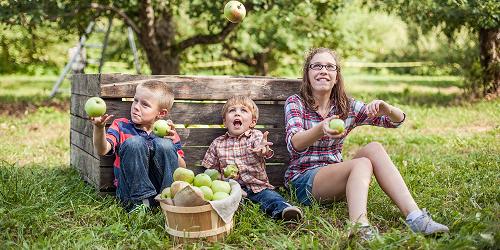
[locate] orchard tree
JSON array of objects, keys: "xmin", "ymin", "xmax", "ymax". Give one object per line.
[
  {"xmin": 369, "ymin": 0, "xmax": 499, "ymax": 97},
  {"xmin": 1, "ymin": 0, "xmax": 341, "ymax": 75}
]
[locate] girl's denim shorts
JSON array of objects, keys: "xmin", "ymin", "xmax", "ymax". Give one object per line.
[{"xmin": 289, "ymin": 166, "xmax": 323, "ymax": 206}]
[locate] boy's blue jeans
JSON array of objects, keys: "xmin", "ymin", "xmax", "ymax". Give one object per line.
[
  {"xmin": 243, "ymin": 187, "xmax": 291, "ymax": 219},
  {"xmin": 114, "ymin": 136, "xmax": 179, "ymax": 207}
]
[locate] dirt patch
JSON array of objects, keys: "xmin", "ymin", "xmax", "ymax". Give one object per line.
[{"xmin": 0, "ymin": 100, "xmax": 69, "ymax": 116}]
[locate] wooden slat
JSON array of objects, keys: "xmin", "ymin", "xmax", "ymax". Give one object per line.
[
  {"xmin": 177, "ymin": 128, "xmax": 286, "ymax": 147},
  {"xmin": 100, "ymin": 74, "xmax": 165, "ymax": 85},
  {"xmin": 71, "ymin": 129, "xmax": 96, "ymax": 156},
  {"xmin": 71, "ymin": 115, "xmax": 93, "ymax": 137},
  {"xmin": 71, "ymin": 95, "xmax": 285, "ymax": 127},
  {"xmin": 100, "ymin": 75, "xmax": 301, "ymax": 100},
  {"xmin": 71, "ymin": 74, "xmax": 101, "ymax": 96},
  {"xmin": 71, "ymin": 143, "xmax": 99, "ymax": 187}
]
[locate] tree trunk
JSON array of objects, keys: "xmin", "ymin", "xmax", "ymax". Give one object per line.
[{"xmin": 479, "ymin": 28, "xmax": 500, "ymax": 97}]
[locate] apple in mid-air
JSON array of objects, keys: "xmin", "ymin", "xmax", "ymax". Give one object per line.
[
  {"xmin": 84, "ymin": 97, "xmax": 106, "ymax": 117},
  {"xmin": 329, "ymin": 119, "xmax": 345, "ymax": 134},
  {"xmin": 153, "ymin": 120, "xmax": 170, "ymax": 137},
  {"xmin": 224, "ymin": 1, "xmax": 246, "ymax": 23},
  {"xmin": 173, "ymin": 167, "xmax": 195, "ymax": 184}
]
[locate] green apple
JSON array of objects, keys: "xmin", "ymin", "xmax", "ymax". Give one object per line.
[
  {"xmin": 199, "ymin": 186, "xmax": 214, "ymax": 201},
  {"xmin": 170, "ymin": 180, "xmax": 190, "ymax": 198},
  {"xmin": 84, "ymin": 97, "xmax": 106, "ymax": 117},
  {"xmin": 204, "ymin": 169, "xmax": 221, "ymax": 181},
  {"xmin": 153, "ymin": 120, "xmax": 170, "ymax": 137},
  {"xmin": 173, "ymin": 167, "xmax": 195, "ymax": 184},
  {"xmin": 223, "ymin": 164, "xmax": 239, "ymax": 178},
  {"xmin": 224, "ymin": 1, "xmax": 246, "ymax": 23},
  {"xmin": 211, "ymin": 180, "xmax": 231, "ymax": 194},
  {"xmin": 160, "ymin": 187, "xmax": 171, "ymax": 199},
  {"xmin": 193, "ymin": 173, "xmax": 212, "ymax": 188},
  {"xmin": 329, "ymin": 119, "xmax": 345, "ymax": 133},
  {"xmin": 212, "ymin": 192, "xmax": 230, "ymax": 201}
]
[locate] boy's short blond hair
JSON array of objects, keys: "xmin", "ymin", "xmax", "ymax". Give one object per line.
[
  {"xmin": 222, "ymin": 95, "xmax": 259, "ymax": 121},
  {"xmin": 137, "ymin": 80, "xmax": 174, "ymax": 111}
]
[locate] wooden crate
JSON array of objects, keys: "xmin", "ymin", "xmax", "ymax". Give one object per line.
[{"xmin": 70, "ymin": 74, "xmax": 301, "ymax": 192}]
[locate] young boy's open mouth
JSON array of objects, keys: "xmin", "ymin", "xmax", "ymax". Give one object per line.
[{"xmin": 233, "ymin": 119, "xmax": 242, "ymax": 128}]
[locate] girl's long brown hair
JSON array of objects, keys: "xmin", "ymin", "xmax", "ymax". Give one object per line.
[{"xmin": 300, "ymin": 48, "xmax": 349, "ymax": 120}]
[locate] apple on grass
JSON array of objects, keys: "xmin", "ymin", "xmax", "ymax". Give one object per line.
[
  {"xmin": 153, "ymin": 120, "xmax": 170, "ymax": 137},
  {"xmin": 329, "ymin": 119, "xmax": 345, "ymax": 134},
  {"xmin": 173, "ymin": 167, "xmax": 195, "ymax": 184},
  {"xmin": 84, "ymin": 97, "xmax": 106, "ymax": 117},
  {"xmin": 224, "ymin": 1, "xmax": 246, "ymax": 23}
]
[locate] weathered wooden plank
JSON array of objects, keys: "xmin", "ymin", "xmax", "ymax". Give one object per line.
[
  {"xmin": 100, "ymin": 76, "xmax": 301, "ymax": 100},
  {"xmin": 181, "ymin": 146, "xmax": 289, "ymax": 167},
  {"xmin": 72, "ymin": 95, "xmax": 285, "ymax": 127},
  {"xmin": 71, "ymin": 129, "xmax": 97, "ymax": 157},
  {"xmin": 71, "ymin": 74, "xmax": 101, "ymax": 96},
  {"xmin": 177, "ymin": 128, "xmax": 286, "ymax": 147},
  {"xmin": 71, "ymin": 143, "xmax": 100, "ymax": 188},
  {"xmin": 71, "ymin": 115, "xmax": 94, "ymax": 137},
  {"xmin": 100, "ymin": 74, "xmax": 165, "ymax": 85}
]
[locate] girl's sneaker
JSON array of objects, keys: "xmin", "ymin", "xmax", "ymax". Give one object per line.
[{"xmin": 406, "ymin": 209, "xmax": 449, "ymax": 235}]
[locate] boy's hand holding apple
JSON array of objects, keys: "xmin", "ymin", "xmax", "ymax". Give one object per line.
[{"xmin": 90, "ymin": 114, "xmax": 114, "ymax": 128}]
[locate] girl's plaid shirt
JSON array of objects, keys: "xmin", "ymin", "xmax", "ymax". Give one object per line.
[{"xmin": 284, "ymin": 94, "xmax": 405, "ymax": 185}]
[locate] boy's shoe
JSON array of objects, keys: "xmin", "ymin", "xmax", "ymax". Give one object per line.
[
  {"xmin": 282, "ymin": 206, "xmax": 303, "ymax": 222},
  {"xmin": 406, "ymin": 209, "xmax": 449, "ymax": 235},
  {"xmin": 128, "ymin": 203, "xmax": 150, "ymax": 214}
]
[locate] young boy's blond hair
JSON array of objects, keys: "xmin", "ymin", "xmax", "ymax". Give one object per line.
[
  {"xmin": 137, "ymin": 80, "xmax": 174, "ymax": 111},
  {"xmin": 222, "ymin": 95, "xmax": 259, "ymax": 121}
]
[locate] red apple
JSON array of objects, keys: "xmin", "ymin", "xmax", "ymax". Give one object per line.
[{"xmin": 224, "ymin": 1, "xmax": 246, "ymax": 23}]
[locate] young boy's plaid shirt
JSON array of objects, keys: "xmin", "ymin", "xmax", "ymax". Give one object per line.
[
  {"xmin": 202, "ymin": 129, "xmax": 274, "ymax": 193},
  {"xmin": 284, "ymin": 94, "xmax": 405, "ymax": 185}
]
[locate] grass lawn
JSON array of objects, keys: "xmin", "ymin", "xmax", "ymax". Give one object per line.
[{"xmin": 0, "ymin": 74, "xmax": 498, "ymax": 249}]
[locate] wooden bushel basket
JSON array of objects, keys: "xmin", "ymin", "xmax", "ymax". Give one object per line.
[{"xmin": 159, "ymin": 202, "xmax": 233, "ymax": 243}]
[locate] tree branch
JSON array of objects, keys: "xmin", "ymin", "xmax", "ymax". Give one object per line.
[
  {"xmin": 90, "ymin": 3, "xmax": 141, "ymax": 35},
  {"xmin": 222, "ymin": 43, "xmax": 256, "ymax": 66},
  {"xmin": 176, "ymin": 22, "xmax": 238, "ymax": 51}
]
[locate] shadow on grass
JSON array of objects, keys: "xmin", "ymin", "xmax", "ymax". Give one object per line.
[{"xmin": 0, "ymin": 94, "xmax": 69, "ymax": 116}]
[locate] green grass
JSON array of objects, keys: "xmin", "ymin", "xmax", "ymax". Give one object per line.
[{"xmin": 1, "ymin": 74, "xmax": 499, "ymax": 249}]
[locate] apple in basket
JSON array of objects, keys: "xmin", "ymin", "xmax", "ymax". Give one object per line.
[
  {"xmin": 160, "ymin": 187, "xmax": 171, "ymax": 199},
  {"xmin": 204, "ymin": 169, "xmax": 221, "ymax": 181},
  {"xmin": 211, "ymin": 180, "xmax": 231, "ymax": 194},
  {"xmin": 193, "ymin": 173, "xmax": 212, "ymax": 188},
  {"xmin": 173, "ymin": 167, "xmax": 195, "ymax": 184},
  {"xmin": 199, "ymin": 186, "xmax": 214, "ymax": 201},
  {"xmin": 213, "ymin": 192, "xmax": 230, "ymax": 201},
  {"xmin": 170, "ymin": 181, "xmax": 190, "ymax": 198}
]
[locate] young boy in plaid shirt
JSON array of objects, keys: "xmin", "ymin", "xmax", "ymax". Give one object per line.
[{"xmin": 202, "ymin": 95, "xmax": 303, "ymax": 222}]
